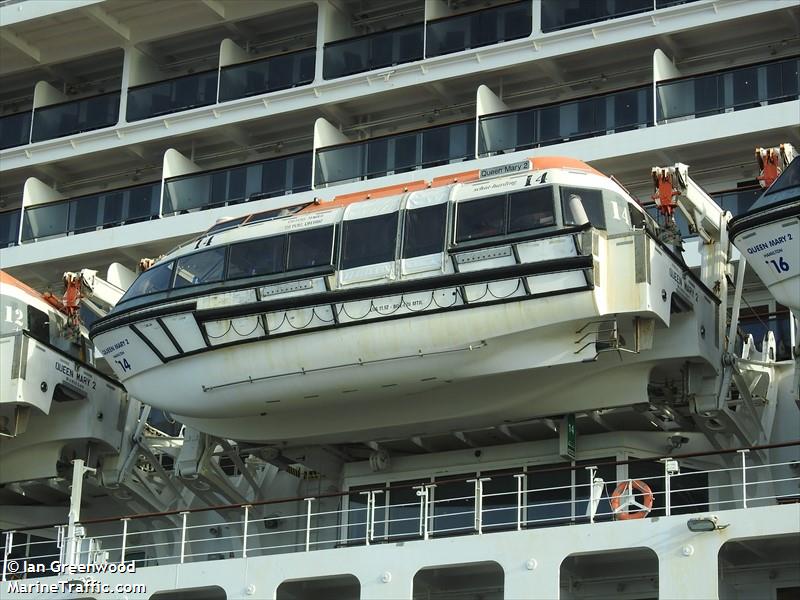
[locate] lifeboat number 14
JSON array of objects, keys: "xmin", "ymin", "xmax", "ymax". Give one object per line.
[
  {"xmin": 115, "ymin": 357, "xmax": 132, "ymax": 372},
  {"xmin": 766, "ymin": 257, "xmax": 790, "ymax": 274}
]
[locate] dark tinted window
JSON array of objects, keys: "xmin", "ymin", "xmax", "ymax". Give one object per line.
[
  {"xmin": 561, "ymin": 187, "xmax": 606, "ymax": 229},
  {"xmin": 120, "ymin": 262, "xmax": 175, "ymax": 302},
  {"xmin": 341, "ymin": 213, "xmax": 399, "ymax": 269},
  {"xmin": 227, "ymin": 235, "xmax": 286, "ymax": 280},
  {"xmin": 286, "ymin": 226, "xmax": 335, "ymax": 271},
  {"xmin": 27, "ymin": 306, "xmax": 50, "ymax": 344},
  {"xmin": 455, "ymin": 195, "xmax": 505, "ymax": 242},
  {"xmin": 174, "ymin": 247, "xmax": 226, "ymax": 289},
  {"xmin": 403, "ymin": 203, "xmax": 447, "ymax": 258},
  {"xmin": 508, "ymin": 187, "xmax": 555, "ymax": 233}
]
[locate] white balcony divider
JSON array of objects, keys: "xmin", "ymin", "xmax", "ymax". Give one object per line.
[
  {"xmin": 475, "ymin": 84, "xmax": 510, "ymax": 157},
  {"xmin": 218, "ymin": 38, "xmax": 251, "ymax": 103},
  {"xmin": 161, "ymin": 148, "xmax": 203, "ymax": 217},
  {"xmin": 316, "ymin": 0, "xmax": 357, "ymax": 81},
  {"xmin": 652, "ymin": 48, "xmax": 682, "ymax": 126},
  {"xmin": 30, "ymin": 81, "xmax": 66, "ymax": 144},
  {"xmin": 19, "ymin": 177, "xmax": 65, "ymax": 244},
  {"xmin": 311, "ymin": 116, "xmax": 351, "ymax": 190}
]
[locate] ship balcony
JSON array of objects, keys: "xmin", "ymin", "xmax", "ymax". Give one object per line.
[
  {"xmin": 323, "ymin": 23, "xmax": 424, "ymax": 80},
  {"xmin": 29, "ymin": 90, "xmax": 120, "ymax": 142},
  {"xmin": 1, "ymin": 54, "xmax": 798, "ymax": 287},
  {"xmin": 0, "ymin": 0, "xmax": 794, "ymax": 162},
  {"xmin": 424, "ymin": 0, "xmax": 533, "ymax": 58},
  {"xmin": 218, "ymin": 48, "xmax": 316, "ymax": 103},
  {"xmin": 2, "ymin": 443, "xmax": 798, "ymax": 599}
]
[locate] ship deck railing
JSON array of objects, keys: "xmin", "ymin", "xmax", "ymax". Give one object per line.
[{"xmin": 2, "ymin": 440, "xmax": 798, "ymax": 578}]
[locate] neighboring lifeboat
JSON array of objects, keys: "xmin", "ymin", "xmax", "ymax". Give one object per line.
[
  {"xmin": 90, "ymin": 157, "xmax": 724, "ymax": 445},
  {"xmin": 729, "ymin": 144, "xmax": 799, "ymax": 313},
  {"xmin": 0, "ymin": 270, "xmax": 134, "ymax": 483}
]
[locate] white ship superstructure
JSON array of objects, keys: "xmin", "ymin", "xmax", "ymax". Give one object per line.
[{"xmin": 1, "ymin": 1, "xmax": 798, "ymax": 599}]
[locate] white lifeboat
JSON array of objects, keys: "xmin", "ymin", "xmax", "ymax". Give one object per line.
[
  {"xmin": 729, "ymin": 152, "xmax": 800, "ymax": 314},
  {"xmin": 91, "ymin": 157, "xmax": 724, "ymax": 445}
]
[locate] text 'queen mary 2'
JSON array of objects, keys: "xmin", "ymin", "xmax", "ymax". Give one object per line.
[{"xmin": 91, "ymin": 157, "xmax": 723, "ymax": 444}]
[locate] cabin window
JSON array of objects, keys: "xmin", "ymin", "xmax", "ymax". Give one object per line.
[
  {"xmin": 286, "ymin": 225, "xmax": 335, "ymax": 271},
  {"xmin": 227, "ymin": 235, "xmax": 286, "ymax": 280},
  {"xmin": 173, "ymin": 247, "xmax": 226, "ymax": 289},
  {"xmin": 508, "ymin": 187, "xmax": 555, "ymax": 233},
  {"xmin": 455, "ymin": 195, "xmax": 505, "ymax": 243},
  {"xmin": 403, "ymin": 203, "xmax": 447, "ymax": 258},
  {"xmin": 120, "ymin": 261, "xmax": 175, "ymax": 301},
  {"xmin": 341, "ymin": 213, "xmax": 399, "ymax": 269},
  {"xmin": 561, "ymin": 187, "xmax": 606, "ymax": 229}
]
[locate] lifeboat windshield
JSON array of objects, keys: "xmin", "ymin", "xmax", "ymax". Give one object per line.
[{"xmin": 750, "ymin": 157, "xmax": 800, "ymax": 212}]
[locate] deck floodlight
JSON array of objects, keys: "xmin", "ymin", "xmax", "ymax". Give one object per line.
[{"xmin": 687, "ymin": 516, "xmax": 729, "ymax": 532}]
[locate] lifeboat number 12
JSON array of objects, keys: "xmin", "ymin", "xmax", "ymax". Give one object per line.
[{"xmin": 115, "ymin": 358, "xmax": 132, "ymax": 372}]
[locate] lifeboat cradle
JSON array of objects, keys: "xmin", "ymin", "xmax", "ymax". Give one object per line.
[{"xmin": 88, "ymin": 158, "xmax": 780, "ymax": 449}]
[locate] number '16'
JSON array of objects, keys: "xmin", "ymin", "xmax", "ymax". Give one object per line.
[{"xmin": 766, "ymin": 257, "xmax": 790, "ymax": 273}]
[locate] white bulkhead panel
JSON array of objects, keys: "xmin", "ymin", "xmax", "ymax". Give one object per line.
[
  {"xmin": 94, "ymin": 325, "xmax": 163, "ymax": 379},
  {"xmin": 136, "ymin": 319, "xmax": 180, "ymax": 358},
  {"xmin": 160, "ymin": 313, "xmax": 207, "ymax": 352}
]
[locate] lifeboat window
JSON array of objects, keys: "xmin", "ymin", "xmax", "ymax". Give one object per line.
[
  {"xmin": 286, "ymin": 225, "xmax": 335, "ymax": 271},
  {"xmin": 507, "ymin": 186, "xmax": 556, "ymax": 233},
  {"xmin": 26, "ymin": 306, "xmax": 50, "ymax": 344},
  {"xmin": 402, "ymin": 203, "xmax": 447, "ymax": 258},
  {"xmin": 455, "ymin": 195, "xmax": 506, "ymax": 243},
  {"xmin": 120, "ymin": 261, "xmax": 175, "ymax": 302},
  {"xmin": 173, "ymin": 247, "xmax": 226, "ymax": 289},
  {"xmin": 227, "ymin": 235, "xmax": 287, "ymax": 280},
  {"xmin": 341, "ymin": 212, "xmax": 399, "ymax": 269},
  {"xmin": 560, "ymin": 187, "xmax": 606, "ymax": 229}
]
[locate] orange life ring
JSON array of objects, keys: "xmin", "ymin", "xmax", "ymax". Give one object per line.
[{"xmin": 610, "ymin": 479, "xmax": 654, "ymax": 520}]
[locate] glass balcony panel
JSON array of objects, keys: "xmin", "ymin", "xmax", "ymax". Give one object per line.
[
  {"xmin": 0, "ymin": 210, "xmax": 21, "ymax": 247},
  {"xmin": 165, "ymin": 153, "xmax": 312, "ymax": 213},
  {"xmin": 323, "ymin": 24, "xmax": 423, "ymax": 80},
  {"xmin": 21, "ymin": 202, "xmax": 69, "ymax": 241},
  {"xmin": 30, "ymin": 92, "xmax": 119, "ymax": 143},
  {"xmin": 478, "ymin": 85, "xmax": 653, "ymax": 155},
  {"xmin": 126, "ymin": 184, "xmax": 161, "ymax": 223},
  {"xmin": 218, "ymin": 48, "xmax": 315, "ymax": 102},
  {"xmin": 126, "ymin": 70, "xmax": 218, "ymax": 122},
  {"xmin": 711, "ymin": 188, "xmax": 762, "ymax": 218},
  {"xmin": 70, "ymin": 195, "xmax": 101, "ymax": 234},
  {"xmin": 1, "ymin": 111, "xmax": 32, "ymax": 150},
  {"xmin": 426, "ymin": 1, "xmax": 532, "ymax": 58},
  {"xmin": 541, "ymin": 0, "xmax": 653, "ymax": 33},
  {"xmin": 657, "ymin": 57, "xmax": 799, "ymax": 122},
  {"xmin": 315, "ymin": 121, "xmax": 473, "ymax": 187}
]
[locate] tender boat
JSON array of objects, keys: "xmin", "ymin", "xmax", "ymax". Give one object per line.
[
  {"xmin": 90, "ymin": 157, "xmax": 725, "ymax": 444},
  {"xmin": 729, "ymin": 148, "xmax": 799, "ymax": 313}
]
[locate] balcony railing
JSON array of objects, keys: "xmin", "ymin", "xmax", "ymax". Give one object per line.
[
  {"xmin": 323, "ymin": 23, "xmax": 424, "ymax": 80},
  {"xmin": 20, "ymin": 181, "xmax": 161, "ymax": 243},
  {"xmin": 314, "ymin": 120, "xmax": 475, "ymax": 187},
  {"xmin": 163, "ymin": 152, "xmax": 312, "ymax": 215},
  {"xmin": 541, "ymin": 0, "xmax": 700, "ymax": 33},
  {"xmin": 0, "ymin": 111, "xmax": 32, "ymax": 150},
  {"xmin": 30, "ymin": 91, "xmax": 120, "ymax": 143},
  {"xmin": 656, "ymin": 56, "xmax": 800, "ymax": 122},
  {"xmin": 3, "ymin": 441, "xmax": 796, "ymax": 577},
  {"xmin": 479, "ymin": 85, "xmax": 652, "ymax": 155},
  {"xmin": 425, "ymin": 1, "xmax": 532, "ymax": 58},
  {"xmin": 126, "ymin": 70, "xmax": 218, "ymax": 122},
  {"xmin": 219, "ymin": 48, "xmax": 316, "ymax": 102},
  {"xmin": 0, "ymin": 209, "xmax": 21, "ymax": 247}
]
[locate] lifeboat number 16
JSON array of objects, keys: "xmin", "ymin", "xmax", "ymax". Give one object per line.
[
  {"xmin": 766, "ymin": 257, "xmax": 790, "ymax": 274},
  {"xmin": 115, "ymin": 357, "xmax": 132, "ymax": 372}
]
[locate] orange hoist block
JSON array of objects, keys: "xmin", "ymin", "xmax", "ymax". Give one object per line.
[
  {"xmin": 651, "ymin": 169, "xmax": 680, "ymax": 217},
  {"xmin": 756, "ymin": 147, "xmax": 781, "ymax": 189}
]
